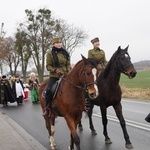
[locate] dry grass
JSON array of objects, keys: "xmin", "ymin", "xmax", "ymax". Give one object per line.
[{"xmin": 121, "ymin": 86, "xmax": 150, "ymax": 100}]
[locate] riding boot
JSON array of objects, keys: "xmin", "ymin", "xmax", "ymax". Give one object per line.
[{"xmin": 43, "ymin": 93, "xmax": 52, "ymax": 116}]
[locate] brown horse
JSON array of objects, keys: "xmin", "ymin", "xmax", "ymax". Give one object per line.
[
  {"xmin": 39, "ymin": 56, "xmax": 98, "ymax": 150},
  {"xmin": 79, "ymin": 46, "xmax": 137, "ymax": 149}
]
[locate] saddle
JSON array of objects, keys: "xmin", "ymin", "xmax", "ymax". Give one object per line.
[{"xmin": 42, "ymin": 78, "xmax": 62, "ymax": 100}]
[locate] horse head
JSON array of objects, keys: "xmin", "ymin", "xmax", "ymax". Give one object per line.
[
  {"xmin": 116, "ymin": 45, "xmax": 137, "ymax": 78},
  {"xmin": 80, "ymin": 55, "xmax": 98, "ymax": 100}
]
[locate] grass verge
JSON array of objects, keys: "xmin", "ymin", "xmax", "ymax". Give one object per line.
[
  {"xmin": 120, "ymin": 70, "xmax": 150, "ymax": 100},
  {"xmin": 121, "ymin": 86, "xmax": 150, "ymax": 100}
]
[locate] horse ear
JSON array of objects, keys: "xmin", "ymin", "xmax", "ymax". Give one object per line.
[
  {"xmin": 117, "ymin": 46, "xmax": 121, "ymax": 53},
  {"xmin": 81, "ymin": 54, "xmax": 88, "ymax": 65},
  {"xmin": 118, "ymin": 46, "xmax": 121, "ymax": 49},
  {"xmin": 125, "ymin": 45, "xmax": 129, "ymax": 52}
]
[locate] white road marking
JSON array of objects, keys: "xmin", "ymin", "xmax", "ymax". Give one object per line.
[
  {"xmin": 93, "ymin": 113, "xmax": 150, "ymax": 132},
  {"xmin": 122, "ymin": 99, "xmax": 150, "ymax": 105}
]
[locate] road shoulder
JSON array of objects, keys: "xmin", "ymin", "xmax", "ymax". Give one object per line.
[{"xmin": 0, "ymin": 111, "xmax": 47, "ymax": 150}]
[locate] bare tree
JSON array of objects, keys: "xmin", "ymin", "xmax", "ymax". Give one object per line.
[
  {"xmin": 56, "ymin": 19, "xmax": 88, "ymax": 56},
  {"xmin": 15, "ymin": 29, "xmax": 32, "ymax": 80},
  {"xmin": 1, "ymin": 37, "xmax": 20, "ymax": 75}
]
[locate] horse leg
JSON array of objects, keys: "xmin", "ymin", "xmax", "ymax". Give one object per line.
[
  {"xmin": 44, "ymin": 116, "xmax": 56, "ymax": 150},
  {"xmin": 51, "ymin": 115, "xmax": 56, "ymax": 148},
  {"xmin": 88, "ymin": 104, "xmax": 97, "ymax": 135},
  {"xmin": 100, "ymin": 106, "xmax": 112, "ymax": 144},
  {"xmin": 78, "ymin": 120, "xmax": 83, "ymax": 131},
  {"xmin": 113, "ymin": 103, "xmax": 133, "ymax": 149},
  {"xmin": 68, "ymin": 134, "xmax": 74, "ymax": 150},
  {"xmin": 65, "ymin": 116, "xmax": 80, "ymax": 150}
]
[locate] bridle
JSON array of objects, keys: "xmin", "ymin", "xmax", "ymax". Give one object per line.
[
  {"xmin": 116, "ymin": 54, "xmax": 133, "ymax": 75},
  {"xmin": 62, "ymin": 64, "xmax": 97, "ymax": 92}
]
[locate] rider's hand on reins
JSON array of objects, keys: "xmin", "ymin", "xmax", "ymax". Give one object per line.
[{"xmin": 55, "ymin": 69, "xmax": 63, "ymax": 77}]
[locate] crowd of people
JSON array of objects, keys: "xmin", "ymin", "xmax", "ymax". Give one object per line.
[{"xmin": 0, "ymin": 72, "xmax": 39, "ymax": 106}]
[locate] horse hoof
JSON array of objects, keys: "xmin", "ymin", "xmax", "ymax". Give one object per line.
[
  {"xmin": 51, "ymin": 146, "xmax": 57, "ymax": 150},
  {"xmin": 91, "ymin": 130, "xmax": 97, "ymax": 135},
  {"xmin": 68, "ymin": 146, "xmax": 74, "ymax": 150},
  {"xmin": 126, "ymin": 143, "xmax": 133, "ymax": 149},
  {"xmin": 78, "ymin": 126, "xmax": 83, "ymax": 131},
  {"xmin": 105, "ymin": 138, "xmax": 112, "ymax": 144}
]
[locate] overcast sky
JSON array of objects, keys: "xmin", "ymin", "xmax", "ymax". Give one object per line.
[{"xmin": 0, "ymin": 0, "xmax": 150, "ymax": 64}]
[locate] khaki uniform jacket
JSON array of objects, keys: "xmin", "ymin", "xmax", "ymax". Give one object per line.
[
  {"xmin": 88, "ymin": 48, "xmax": 107, "ymax": 68},
  {"xmin": 46, "ymin": 50, "xmax": 71, "ymax": 78}
]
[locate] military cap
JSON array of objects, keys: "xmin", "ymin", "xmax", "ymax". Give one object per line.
[
  {"xmin": 91, "ymin": 37, "xmax": 99, "ymax": 44},
  {"xmin": 51, "ymin": 38, "xmax": 61, "ymax": 45}
]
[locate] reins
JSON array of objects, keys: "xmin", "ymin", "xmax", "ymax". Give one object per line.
[
  {"xmin": 62, "ymin": 64, "xmax": 97, "ymax": 91},
  {"xmin": 62, "ymin": 78, "xmax": 85, "ymax": 90}
]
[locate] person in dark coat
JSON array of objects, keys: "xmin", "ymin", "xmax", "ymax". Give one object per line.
[
  {"xmin": 0, "ymin": 75, "xmax": 16, "ymax": 106},
  {"xmin": 12, "ymin": 74, "xmax": 24, "ymax": 105}
]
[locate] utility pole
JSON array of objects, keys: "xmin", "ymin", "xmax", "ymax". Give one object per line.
[
  {"xmin": 0, "ymin": 23, "xmax": 5, "ymax": 38},
  {"xmin": 0, "ymin": 23, "xmax": 5, "ymax": 75}
]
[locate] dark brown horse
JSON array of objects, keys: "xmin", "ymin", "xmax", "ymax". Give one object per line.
[
  {"xmin": 39, "ymin": 56, "xmax": 98, "ymax": 150},
  {"xmin": 79, "ymin": 46, "xmax": 137, "ymax": 149}
]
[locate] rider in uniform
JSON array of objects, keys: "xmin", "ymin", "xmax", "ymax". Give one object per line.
[
  {"xmin": 43, "ymin": 38, "xmax": 71, "ymax": 116},
  {"xmin": 88, "ymin": 37, "xmax": 107, "ymax": 77},
  {"xmin": 85, "ymin": 37, "xmax": 107, "ymax": 111}
]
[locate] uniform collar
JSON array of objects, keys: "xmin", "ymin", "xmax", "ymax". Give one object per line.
[{"xmin": 94, "ymin": 48, "xmax": 101, "ymax": 51}]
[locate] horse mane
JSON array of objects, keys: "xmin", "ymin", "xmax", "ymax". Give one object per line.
[
  {"xmin": 73, "ymin": 60, "xmax": 83, "ymax": 68},
  {"xmin": 68, "ymin": 60, "xmax": 83, "ymax": 77},
  {"xmin": 103, "ymin": 50, "xmax": 119, "ymax": 78}
]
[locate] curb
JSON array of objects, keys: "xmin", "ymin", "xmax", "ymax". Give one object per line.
[{"xmin": 0, "ymin": 111, "xmax": 47, "ymax": 150}]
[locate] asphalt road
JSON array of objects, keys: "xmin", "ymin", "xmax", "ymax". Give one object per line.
[{"xmin": 0, "ymin": 98, "xmax": 150, "ymax": 150}]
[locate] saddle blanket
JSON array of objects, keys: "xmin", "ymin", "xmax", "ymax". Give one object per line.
[{"xmin": 42, "ymin": 78, "xmax": 62, "ymax": 100}]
